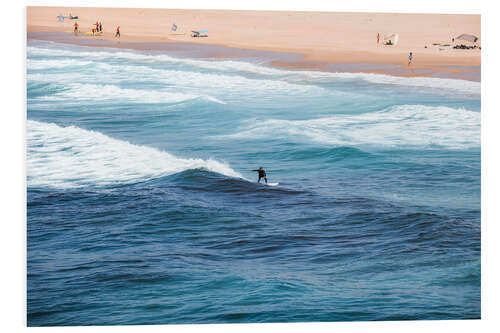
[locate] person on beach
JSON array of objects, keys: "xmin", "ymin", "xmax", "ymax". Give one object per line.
[
  {"xmin": 377, "ymin": 32, "xmax": 380, "ymax": 44},
  {"xmin": 91, "ymin": 27, "xmax": 96, "ymax": 36},
  {"xmin": 408, "ymin": 52, "xmax": 413, "ymax": 66},
  {"xmin": 251, "ymin": 167, "xmax": 268, "ymax": 184},
  {"xmin": 115, "ymin": 26, "xmax": 120, "ymax": 38},
  {"xmin": 73, "ymin": 22, "xmax": 78, "ymax": 35},
  {"xmin": 99, "ymin": 22, "xmax": 102, "ymax": 32},
  {"xmin": 95, "ymin": 21, "xmax": 99, "ymax": 32}
]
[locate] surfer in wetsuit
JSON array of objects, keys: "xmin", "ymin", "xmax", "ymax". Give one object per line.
[{"xmin": 251, "ymin": 167, "xmax": 267, "ymax": 184}]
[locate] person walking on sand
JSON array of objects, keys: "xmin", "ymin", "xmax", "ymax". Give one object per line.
[
  {"xmin": 115, "ymin": 25, "xmax": 120, "ymax": 38},
  {"xmin": 377, "ymin": 32, "xmax": 380, "ymax": 44},
  {"xmin": 73, "ymin": 21, "xmax": 79, "ymax": 36},
  {"xmin": 408, "ymin": 52, "xmax": 413, "ymax": 66}
]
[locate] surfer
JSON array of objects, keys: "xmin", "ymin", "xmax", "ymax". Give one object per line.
[{"xmin": 251, "ymin": 167, "xmax": 267, "ymax": 184}]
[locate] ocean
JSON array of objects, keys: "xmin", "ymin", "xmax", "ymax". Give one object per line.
[{"xmin": 26, "ymin": 39, "xmax": 481, "ymax": 326}]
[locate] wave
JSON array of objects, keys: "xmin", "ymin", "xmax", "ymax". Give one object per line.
[
  {"xmin": 34, "ymin": 83, "xmax": 226, "ymax": 105},
  {"xmin": 27, "ymin": 58, "xmax": 93, "ymax": 70},
  {"xmin": 219, "ymin": 105, "xmax": 480, "ymax": 150},
  {"xmin": 27, "ymin": 44, "xmax": 480, "ymax": 95},
  {"xmin": 27, "ymin": 120, "xmax": 243, "ymax": 189},
  {"xmin": 27, "ymin": 60, "xmax": 325, "ymax": 98},
  {"xmin": 166, "ymin": 169, "xmax": 304, "ymax": 196}
]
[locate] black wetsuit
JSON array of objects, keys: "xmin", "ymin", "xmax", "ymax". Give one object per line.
[{"xmin": 252, "ymin": 169, "xmax": 267, "ymax": 184}]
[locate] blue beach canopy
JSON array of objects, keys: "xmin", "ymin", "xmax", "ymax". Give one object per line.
[{"xmin": 199, "ymin": 29, "xmax": 208, "ymax": 34}]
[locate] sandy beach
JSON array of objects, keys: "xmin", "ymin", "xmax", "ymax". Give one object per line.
[{"xmin": 27, "ymin": 7, "xmax": 481, "ymax": 78}]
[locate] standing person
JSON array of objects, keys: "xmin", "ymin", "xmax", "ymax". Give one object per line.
[
  {"xmin": 95, "ymin": 21, "xmax": 99, "ymax": 32},
  {"xmin": 73, "ymin": 21, "xmax": 78, "ymax": 35},
  {"xmin": 408, "ymin": 52, "xmax": 413, "ymax": 66},
  {"xmin": 99, "ymin": 22, "xmax": 102, "ymax": 32},
  {"xmin": 251, "ymin": 167, "xmax": 268, "ymax": 184},
  {"xmin": 115, "ymin": 25, "xmax": 120, "ymax": 38},
  {"xmin": 377, "ymin": 32, "xmax": 380, "ymax": 44}
]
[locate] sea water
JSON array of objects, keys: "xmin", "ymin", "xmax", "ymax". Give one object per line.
[{"xmin": 27, "ymin": 40, "xmax": 480, "ymax": 325}]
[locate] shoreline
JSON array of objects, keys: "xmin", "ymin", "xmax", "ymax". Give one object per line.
[
  {"xmin": 27, "ymin": 31, "xmax": 480, "ymax": 82},
  {"xmin": 27, "ymin": 7, "xmax": 481, "ymax": 81}
]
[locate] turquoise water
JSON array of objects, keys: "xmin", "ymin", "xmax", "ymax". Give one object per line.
[{"xmin": 27, "ymin": 39, "xmax": 480, "ymax": 326}]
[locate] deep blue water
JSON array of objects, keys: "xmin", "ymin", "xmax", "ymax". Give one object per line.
[{"xmin": 27, "ymin": 40, "xmax": 481, "ymax": 326}]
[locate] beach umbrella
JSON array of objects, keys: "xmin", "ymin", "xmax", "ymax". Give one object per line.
[{"xmin": 455, "ymin": 34, "xmax": 478, "ymax": 43}]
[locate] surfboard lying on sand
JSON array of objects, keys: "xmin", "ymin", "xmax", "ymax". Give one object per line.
[{"xmin": 81, "ymin": 31, "xmax": 103, "ymax": 35}]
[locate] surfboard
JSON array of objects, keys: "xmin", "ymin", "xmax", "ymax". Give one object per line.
[{"xmin": 260, "ymin": 182, "xmax": 279, "ymax": 186}]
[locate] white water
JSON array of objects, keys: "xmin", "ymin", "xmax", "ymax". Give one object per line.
[
  {"xmin": 27, "ymin": 120, "xmax": 244, "ymax": 189},
  {"xmin": 220, "ymin": 105, "xmax": 480, "ymax": 150},
  {"xmin": 27, "ymin": 45, "xmax": 480, "ymax": 96}
]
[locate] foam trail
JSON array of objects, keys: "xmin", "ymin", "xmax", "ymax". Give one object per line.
[
  {"xmin": 27, "ymin": 120, "xmax": 244, "ymax": 189},
  {"xmin": 222, "ymin": 105, "xmax": 480, "ymax": 150}
]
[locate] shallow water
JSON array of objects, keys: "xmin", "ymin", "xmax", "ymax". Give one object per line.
[{"xmin": 27, "ymin": 40, "xmax": 480, "ymax": 326}]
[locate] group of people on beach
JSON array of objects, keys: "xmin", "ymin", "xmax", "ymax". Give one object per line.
[
  {"xmin": 72, "ymin": 19, "xmax": 120, "ymax": 38},
  {"xmin": 91, "ymin": 21, "xmax": 103, "ymax": 35}
]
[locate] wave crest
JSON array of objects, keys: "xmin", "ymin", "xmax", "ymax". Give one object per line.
[{"xmin": 27, "ymin": 120, "xmax": 243, "ymax": 189}]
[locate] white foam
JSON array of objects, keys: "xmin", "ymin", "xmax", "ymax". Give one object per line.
[
  {"xmin": 27, "ymin": 58, "xmax": 93, "ymax": 70},
  {"xmin": 27, "ymin": 60, "xmax": 324, "ymax": 98},
  {"xmin": 27, "ymin": 120, "xmax": 244, "ymax": 189},
  {"xmin": 27, "ymin": 45, "xmax": 480, "ymax": 95},
  {"xmin": 221, "ymin": 105, "xmax": 480, "ymax": 150},
  {"xmin": 36, "ymin": 83, "xmax": 226, "ymax": 104}
]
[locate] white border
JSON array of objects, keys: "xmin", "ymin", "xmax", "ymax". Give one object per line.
[{"xmin": 3, "ymin": 1, "xmax": 498, "ymax": 332}]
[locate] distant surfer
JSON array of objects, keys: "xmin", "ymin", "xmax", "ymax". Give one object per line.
[{"xmin": 251, "ymin": 167, "xmax": 267, "ymax": 184}]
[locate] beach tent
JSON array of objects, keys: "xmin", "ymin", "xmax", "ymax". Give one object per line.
[
  {"xmin": 383, "ymin": 33, "xmax": 399, "ymax": 46},
  {"xmin": 191, "ymin": 30, "xmax": 208, "ymax": 37},
  {"xmin": 455, "ymin": 34, "xmax": 478, "ymax": 43}
]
